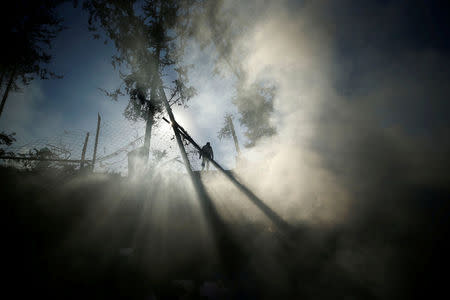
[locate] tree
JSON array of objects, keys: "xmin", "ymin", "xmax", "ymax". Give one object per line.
[
  {"xmin": 0, "ymin": 132, "xmax": 16, "ymax": 156},
  {"xmin": 217, "ymin": 113, "xmax": 241, "ymax": 154},
  {"xmin": 232, "ymin": 83, "xmax": 276, "ymax": 147},
  {"xmin": 195, "ymin": 0, "xmax": 278, "ymax": 148},
  {"xmin": 218, "ymin": 83, "xmax": 277, "ymax": 148},
  {"xmin": 0, "ymin": 0, "xmax": 66, "ymax": 118},
  {"xmin": 82, "ymin": 0, "xmax": 200, "ymax": 162}
]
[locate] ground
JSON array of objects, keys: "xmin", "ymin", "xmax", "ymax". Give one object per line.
[{"xmin": 2, "ymin": 166, "xmax": 448, "ymax": 299}]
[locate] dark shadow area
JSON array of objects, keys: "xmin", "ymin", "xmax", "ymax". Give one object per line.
[
  {"xmin": 190, "ymin": 170, "xmax": 247, "ymax": 277},
  {"xmin": 171, "ymin": 118, "xmax": 293, "ymax": 237},
  {"xmin": 2, "ymin": 166, "xmax": 449, "ymax": 299}
]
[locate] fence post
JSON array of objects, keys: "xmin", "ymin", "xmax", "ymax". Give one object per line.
[
  {"xmin": 227, "ymin": 115, "xmax": 241, "ymax": 155},
  {"xmin": 92, "ymin": 113, "xmax": 101, "ymax": 171},
  {"xmin": 80, "ymin": 132, "xmax": 90, "ymax": 169}
]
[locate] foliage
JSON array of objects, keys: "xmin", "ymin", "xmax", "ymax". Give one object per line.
[
  {"xmin": 191, "ymin": 1, "xmax": 278, "ymax": 148},
  {"xmin": 151, "ymin": 149, "xmax": 167, "ymax": 163},
  {"xmin": 81, "ymin": 0, "xmax": 202, "ymax": 123},
  {"xmin": 0, "ymin": 0, "xmax": 66, "ymax": 88},
  {"xmin": 218, "ymin": 83, "xmax": 277, "ymax": 148},
  {"xmin": 234, "ymin": 83, "xmax": 277, "ymax": 147},
  {"xmin": 0, "ymin": 132, "xmax": 16, "ymax": 156},
  {"xmin": 15, "ymin": 146, "xmax": 80, "ymax": 172},
  {"xmin": 217, "ymin": 113, "xmax": 233, "ymax": 141},
  {"xmin": 17, "ymin": 147, "xmax": 55, "ymax": 170},
  {"xmin": 0, "ymin": 132, "xmax": 16, "ymax": 146}
]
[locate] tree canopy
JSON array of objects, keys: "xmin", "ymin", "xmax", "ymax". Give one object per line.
[
  {"xmin": 0, "ymin": 0, "xmax": 65, "ymax": 85},
  {"xmin": 0, "ymin": 0, "xmax": 66, "ymax": 118},
  {"xmin": 82, "ymin": 0, "xmax": 200, "ymax": 123},
  {"xmin": 196, "ymin": 0, "xmax": 278, "ymax": 148},
  {"xmin": 232, "ymin": 83, "xmax": 277, "ymax": 148}
]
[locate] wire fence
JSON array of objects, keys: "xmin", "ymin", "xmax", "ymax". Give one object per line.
[
  {"xmin": 0, "ymin": 112, "xmax": 205, "ymax": 175},
  {"xmin": 0, "ymin": 128, "xmax": 94, "ymax": 170},
  {"xmin": 94, "ymin": 114, "xmax": 206, "ymax": 175},
  {"xmin": 4, "ymin": 129, "xmax": 89, "ymax": 159},
  {"xmin": 94, "ymin": 118, "xmax": 144, "ymax": 174}
]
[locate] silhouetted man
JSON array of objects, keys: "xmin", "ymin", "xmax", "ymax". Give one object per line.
[{"xmin": 199, "ymin": 142, "xmax": 214, "ymax": 171}]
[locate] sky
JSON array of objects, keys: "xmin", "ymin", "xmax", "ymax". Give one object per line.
[
  {"xmin": 0, "ymin": 1, "xmax": 245, "ymax": 171},
  {"xmin": 1, "ymin": 0, "xmax": 449, "ymax": 177}
]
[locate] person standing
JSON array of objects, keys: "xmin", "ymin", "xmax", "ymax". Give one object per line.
[{"xmin": 199, "ymin": 142, "xmax": 214, "ymax": 171}]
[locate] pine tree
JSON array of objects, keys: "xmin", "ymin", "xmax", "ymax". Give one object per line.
[
  {"xmin": 82, "ymin": 0, "xmax": 200, "ymax": 161},
  {"xmin": 0, "ymin": 0, "xmax": 66, "ymax": 118}
]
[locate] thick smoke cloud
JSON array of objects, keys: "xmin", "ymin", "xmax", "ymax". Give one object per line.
[
  {"xmin": 197, "ymin": 0, "xmax": 450, "ymax": 298},
  {"xmin": 203, "ymin": 0, "xmax": 450, "ymax": 218}
]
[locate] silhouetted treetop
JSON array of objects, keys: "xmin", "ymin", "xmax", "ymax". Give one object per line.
[
  {"xmin": 0, "ymin": 0, "xmax": 66, "ymax": 118},
  {"xmin": 234, "ymin": 83, "xmax": 277, "ymax": 147},
  {"xmin": 81, "ymin": 0, "xmax": 201, "ymax": 122},
  {"xmin": 0, "ymin": 0, "xmax": 66, "ymax": 84}
]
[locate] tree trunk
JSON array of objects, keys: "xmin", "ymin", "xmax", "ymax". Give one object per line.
[
  {"xmin": 143, "ymin": 113, "xmax": 153, "ymax": 160},
  {"xmin": 142, "ymin": 45, "xmax": 161, "ymax": 163},
  {"xmin": 227, "ymin": 115, "xmax": 241, "ymax": 155},
  {"xmin": 92, "ymin": 113, "xmax": 101, "ymax": 171},
  {"xmin": 0, "ymin": 68, "xmax": 16, "ymax": 119},
  {"xmin": 80, "ymin": 132, "xmax": 90, "ymax": 169}
]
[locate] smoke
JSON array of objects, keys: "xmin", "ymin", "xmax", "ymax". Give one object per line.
[
  {"xmin": 196, "ymin": 0, "xmax": 450, "ymax": 219},
  {"xmin": 183, "ymin": 0, "xmax": 450, "ymax": 298}
]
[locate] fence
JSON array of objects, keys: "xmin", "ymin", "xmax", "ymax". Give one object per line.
[
  {"xmin": 0, "ymin": 128, "xmax": 94, "ymax": 170},
  {"xmin": 0, "ymin": 112, "xmax": 205, "ymax": 175}
]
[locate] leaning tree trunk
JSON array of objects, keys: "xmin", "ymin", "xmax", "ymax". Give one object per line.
[{"xmin": 0, "ymin": 68, "xmax": 16, "ymax": 119}]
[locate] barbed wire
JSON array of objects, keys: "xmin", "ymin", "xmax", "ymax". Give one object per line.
[
  {"xmin": 4, "ymin": 129, "xmax": 89, "ymax": 159},
  {"xmin": 1, "ymin": 112, "xmax": 208, "ymax": 174}
]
